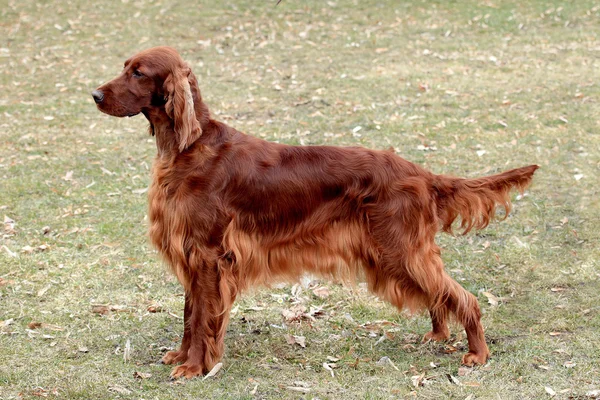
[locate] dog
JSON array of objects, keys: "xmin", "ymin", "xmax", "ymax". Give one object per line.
[{"xmin": 93, "ymin": 46, "xmax": 537, "ymax": 378}]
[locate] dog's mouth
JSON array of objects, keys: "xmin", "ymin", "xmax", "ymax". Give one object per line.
[{"xmin": 95, "ymin": 104, "xmax": 140, "ymax": 118}]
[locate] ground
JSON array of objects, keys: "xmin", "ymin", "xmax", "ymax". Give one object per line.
[{"xmin": 0, "ymin": 0, "xmax": 599, "ymax": 399}]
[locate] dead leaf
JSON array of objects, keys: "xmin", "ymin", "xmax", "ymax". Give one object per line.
[
  {"xmin": 443, "ymin": 344, "xmax": 458, "ymax": 354},
  {"xmin": 133, "ymin": 371, "xmax": 152, "ymax": 379},
  {"xmin": 563, "ymin": 361, "xmax": 576, "ymax": 368},
  {"xmin": 294, "ymin": 335, "xmax": 306, "ymax": 348},
  {"xmin": 545, "ymin": 386, "xmax": 556, "ymax": 397},
  {"xmin": 28, "ymin": 322, "xmax": 43, "ymax": 329},
  {"xmin": 147, "ymin": 305, "xmax": 163, "ymax": 313},
  {"xmin": 448, "ymin": 374, "xmax": 461, "ymax": 386},
  {"xmin": 481, "ymin": 291, "xmax": 500, "ymax": 306},
  {"xmin": 376, "ymin": 356, "xmax": 399, "ymax": 371},
  {"xmin": 411, "ymin": 373, "xmax": 426, "ymax": 387},
  {"xmin": 202, "ymin": 362, "xmax": 223, "ymax": 380},
  {"xmin": 312, "ymin": 286, "xmax": 330, "ymax": 299},
  {"xmin": 92, "ymin": 305, "xmax": 110, "ymax": 315},
  {"xmin": 282, "ymin": 305, "xmax": 306, "ymax": 322},
  {"xmin": 285, "ymin": 334, "xmax": 306, "ymax": 348},
  {"xmin": 91, "ymin": 304, "xmax": 127, "ymax": 314},
  {"xmin": 323, "ymin": 362, "xmax": 335, "ymax": 377},
  {"xmin": 3, "ymin": 215, "xmax": 16, "ymax": 234}
]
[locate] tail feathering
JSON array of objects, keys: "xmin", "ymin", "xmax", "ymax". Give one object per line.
[{"xmin": 434, "ymin": 165, "xmax": 538, "ymax": 234}]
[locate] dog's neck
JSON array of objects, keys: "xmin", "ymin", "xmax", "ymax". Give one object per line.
[
  {"xmin": 143, "ymin": 100, "xmax": 211, "ymax": 157},
  {"xmin": 143, "ymin": 108, "xmax": 178, "ymax": 156}
]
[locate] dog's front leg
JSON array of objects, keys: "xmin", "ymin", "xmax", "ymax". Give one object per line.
[
  {"xmin": 161, "ymin": 292, "xmax": 191, "ymax": 365},
  {"xmin": 169, "ymin": 261, "xmax": 235, "ymax": 379}
]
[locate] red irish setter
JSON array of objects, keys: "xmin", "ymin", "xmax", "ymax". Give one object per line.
[{"xmin": 93, "ymin": 46, "xmax": 537, "ymax": 378}]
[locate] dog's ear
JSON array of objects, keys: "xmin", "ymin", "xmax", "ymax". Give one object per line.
[{"xmin": 164, "ymin": 67, "xmax": 202, "ymax": 152}]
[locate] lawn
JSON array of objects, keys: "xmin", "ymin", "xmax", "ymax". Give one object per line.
[{"xmin": 1, "ymin": 0, "xmax": 599, "ymax": 399}]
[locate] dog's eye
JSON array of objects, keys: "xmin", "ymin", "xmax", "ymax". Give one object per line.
[{"xmin": 132, "ymin": 69, "xmax": 144, "ymax": 78}]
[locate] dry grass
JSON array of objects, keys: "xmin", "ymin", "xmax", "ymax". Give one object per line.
[{"xmin": 1, "ymin": 0, "xmax": 599, "ymax": 399}]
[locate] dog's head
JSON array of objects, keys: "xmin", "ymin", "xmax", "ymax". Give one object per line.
[{"xmin": 92, "ymin": 46, "xmax": 202, "ymax": 152}]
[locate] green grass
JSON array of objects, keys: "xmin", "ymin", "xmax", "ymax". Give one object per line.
[{"xmin": 1, "ymin": 0, "xmax": 599, "ymax": 399}]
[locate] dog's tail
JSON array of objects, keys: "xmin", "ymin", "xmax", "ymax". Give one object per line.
[{"xmin": 432, "ymin": 165, "xmax": 538, "ymax": 234}]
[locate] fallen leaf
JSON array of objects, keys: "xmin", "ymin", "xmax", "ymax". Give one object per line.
[
  {"xmin": 147, "ymin": 305, "xmax": 163, "ymax": 313},
  {"xmin": 284, "ymin": 334, "xmax": 306, "ymax": 348},
  {"xmin": 376, "ymin": 356, "xmax": 399, "ymax": 371},
  {"xmin": 545, "ymin": 386, "xmax": 556, "ymax": 397},
  {"xmin": 411, "ymin": 373, "xmax": 426, "ymax": 387},
  {"xmin": 481, "ymin": 291, "xmax": 500, "ymax": 306},
  {"xmin": 133, "ymin": 371, "xmax": 152, "ymax": 379},
  {"xmin": 563, "ymin": 361, "xmax": 576, "ymax": 368},
  {"xmin": 312, "ymin": 286, "xmax": 330, "ymax": 299},
  {"xmin": 294, "ymin": 335, "xmax": 306, "ymax": 348},
  {"xmin": 448, "ymin": 374, "xmax": 461, "ymax": 385},
  {"xmin": 91, "ymin": 304, "xmax": 127, "ymax": 314},
  {"xmin": 202, "ymin": 362, "xmax": 223, "ymax": 380},
  {"xmin": 28, "ymin": 322, "xmax": 43, "ymax": 329},
  {"xmin": 443, "ymin": 344, "xmax": 458, "ymax": 354},
  {"xmin": 92, "ymin": 305, "xmax": 110, "ymax": 315},
  {"xmin": 323, "ymin": 362, "xmax": 335, "ymax": 377},
  {"xmin": 282, "ymin": 305, "xmax": 306, "ymax": 322}
]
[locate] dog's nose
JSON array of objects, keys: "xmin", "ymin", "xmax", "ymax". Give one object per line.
[{"xmin": 92, "ymin": 90, "xmax": 104, "ymax": 104}]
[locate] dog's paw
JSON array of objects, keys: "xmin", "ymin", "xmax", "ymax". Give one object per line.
[
  {"xmin": 461, "ymin": 351, "xmax": 489, "ymax": 366},
  {"xmin": 170, "ymin": 363, "xmax": 204, "ymax": 379},
  {"xmin": 161, "ymin": 350, "xmax": 187, "ymax": 365},
  {"xmin": 422, "ymin": 330, "xmax": 450, "ymax": 342}
]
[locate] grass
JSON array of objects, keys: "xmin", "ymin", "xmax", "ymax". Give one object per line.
[{"xmin": 1, "ymin": 0, "xmax": 599, "ymax": 398}]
